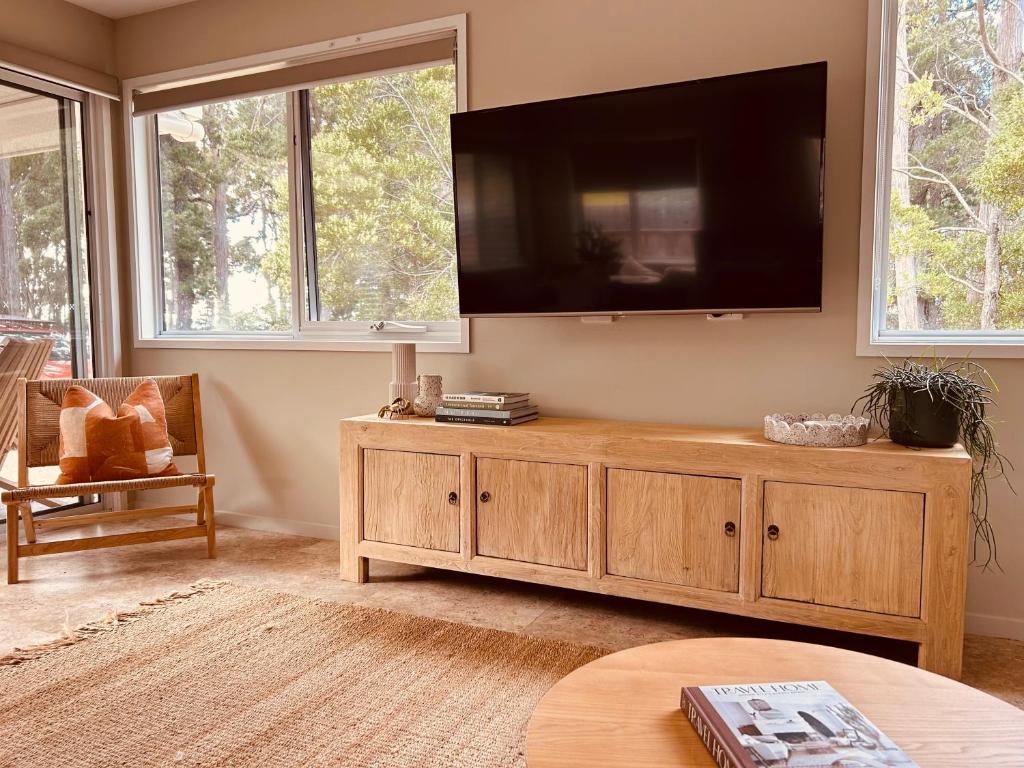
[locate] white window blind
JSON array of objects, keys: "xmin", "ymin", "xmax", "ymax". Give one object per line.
[{"xmin": 131, "ymin": 33, "xmax": 455, "ymax": 116}]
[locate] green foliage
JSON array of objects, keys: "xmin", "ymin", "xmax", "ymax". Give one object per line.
[
  {"xmin": 890, "ymin": 193, "xmax": 952, "ymax": 262},
  {"xmin": 972, "ymin": 86, "xmax": 1024, "ymax": 214},
  {"xmin": 157, "ymin": 94, "xmax": 291, "ymax": 332},
  {"xmin": 0, "ymin": 131, "xmax": 81, "ymax": 334},
  {"xmin": 996, "ymin": 226, "xmax": 1024, "ymax": 323},
  {"xmin": 307, "ymin": 65, "xmax": 458, "ymax": 322},
  {"xmin": 888, "ymin": 0, "xmax": 1024, "ymax": 332},
  {"xmin": 902, "ymin": 74, "xmax": 944, "ymax": 126},
  {"xmin": 154, "ymin": 64, "xmax": 457, "ymax": 331}
]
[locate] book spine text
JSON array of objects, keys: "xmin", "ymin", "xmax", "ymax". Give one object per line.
[
  {"xmin": 442, "ymin": 394, "xmax": 523, "ymax": 404},
  {"xmin": 680, "ymin": 689, "xmax": 748, "ymax": 768},
  {"xmin": 436, "ymin": 401, "xmax": 512, "ymax": 411},
  {"xmin": 437, "ymin": 407, "xmax": 535, "ymax": 419},
  {"xmin": 435, "ymin": 414, "xmax": 516, "ymax": 426}
]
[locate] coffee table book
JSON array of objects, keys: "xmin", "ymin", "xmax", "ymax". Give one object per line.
[{"xmin": 680, "ymin": 681, "xmax": 919, "ymax": 768}]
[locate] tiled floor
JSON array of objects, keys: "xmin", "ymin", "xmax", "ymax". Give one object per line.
[{"xmin": 2, "ymin": 518, "xmax": 1022, "ymax": 710}]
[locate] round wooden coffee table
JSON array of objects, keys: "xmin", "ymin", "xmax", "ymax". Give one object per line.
[{"xmin": 527, "ymin": 637, "xmax": 1024, "ymax": 767}]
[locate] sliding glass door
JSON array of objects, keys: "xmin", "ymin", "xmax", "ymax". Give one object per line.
[{"xmin": 0, "ymin": 70, "xmax": 95, "ymax": 510}]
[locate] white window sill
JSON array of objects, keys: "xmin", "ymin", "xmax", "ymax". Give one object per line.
[
  {"xmin": 134, "ymin": 330, "xmax": 470, "ymax": 354},
  {"xmin": 858, "ymin": 335, "xmax": 1024, "ymax": 359}
]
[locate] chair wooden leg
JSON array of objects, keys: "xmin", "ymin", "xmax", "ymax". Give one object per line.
[
  {"xmin": 203, "ymin": 486, "xmax": 216, "ymax": 559},
  {"xmin": 21, "ymin": 504, "xmax": 36, "ymax": 544},
  {"xmin": 196, "ymin": 488, "xmax": 206, "ymax": 526},
  {"xmin": 6, "ymin": 503, "xmax": 18, "ymax": 585}
]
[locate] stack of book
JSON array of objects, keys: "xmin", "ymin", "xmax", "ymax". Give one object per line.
[{"xmin": 435, "ymin": 392, "xmax": 539, "ymax": 426}]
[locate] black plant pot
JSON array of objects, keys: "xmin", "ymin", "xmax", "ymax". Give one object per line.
[{"xmin": 888, "ymin": 386, "xmax": 960, "ymax": 448}]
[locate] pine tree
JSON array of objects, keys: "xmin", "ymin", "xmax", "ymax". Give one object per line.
[{"xmin": 894, "ymin": 0, "xmax": 1024, "ymax": 330}]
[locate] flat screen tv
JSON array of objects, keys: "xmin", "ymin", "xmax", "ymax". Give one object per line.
[{"xmin": 451, "ymin": 62, "xmax": 826, "ymax": 317}]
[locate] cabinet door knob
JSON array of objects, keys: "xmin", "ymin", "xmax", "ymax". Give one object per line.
[
  {"xmin": 724, "ymin": 521, "xmax": 736, "ymax": 537},
  {"xmin": 767, "ymin": 524, "xmax": 780, "ymax": 541},
  {"xmin": 448, "ymin": 491, "xmax": 458, "ymax": 505},
  {"xmin": 479, "ymin": 491, "xmax": 491, "ymax": 503}
]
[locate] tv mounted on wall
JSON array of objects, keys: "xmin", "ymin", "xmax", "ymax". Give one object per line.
[{"xmin": 451, "ymin": 62, "xmax": 826, "ymax": 317}]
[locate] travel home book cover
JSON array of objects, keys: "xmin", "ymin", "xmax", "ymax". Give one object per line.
[{"xmin": 681, "ymin": 681, "xmax": 919, "ymax": 768}]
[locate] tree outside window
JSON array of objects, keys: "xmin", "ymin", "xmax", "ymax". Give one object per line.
[
  {"xmin": 0, "ymin": 81, "xmax": 91, "ymax": 378},
  {"xmin": 886, "ymin": 0, "xmax": 1024, "ymax": 333},
  {"xmin": 305, "ymin": 64, "xmax": 459, "ymax": 323},
  {"xmin": 157, "ymin": 94, "xmax": 291, "ymax": 332},
  {"xmin": 154, "ymin": 62, "xmax": 459, "ymax": 335}
]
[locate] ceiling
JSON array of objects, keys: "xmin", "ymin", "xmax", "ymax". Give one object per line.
[{"xmin": 65, "ymin": 0, "xmax": 198, "ymax": 19}]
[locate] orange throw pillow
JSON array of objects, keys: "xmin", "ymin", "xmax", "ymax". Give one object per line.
[{"xmin": 57, "ymin": 379, "xmax": 180, "ymax": 484}]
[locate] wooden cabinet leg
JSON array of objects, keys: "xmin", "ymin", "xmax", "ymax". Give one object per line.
[
  {"xmin": 339, "ymin": 428, "xmax": 365, "ymax": 583},
  {"xmin": 341, "ymin": 555, "xmax": 368, "ymax": 583},
  {"xmin": 916, "ymin": 479, "xmax": 968, "ymax": 681},
  {"xmin": 6, "ymin": 503, "xmax": 19, "ymax": 585},
  {"xmin": 917, "ymin": 628, "xmax": 964, "ymax": 680}
]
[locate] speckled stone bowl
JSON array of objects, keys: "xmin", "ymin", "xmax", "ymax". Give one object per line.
[{"xmin": 764, "ymin": 413, "xmax": 870, "ymax": 448}]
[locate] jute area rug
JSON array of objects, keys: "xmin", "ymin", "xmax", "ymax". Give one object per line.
[{"xmin": 0, "ymin": 581, "xmax": 605, "ymax": 767}]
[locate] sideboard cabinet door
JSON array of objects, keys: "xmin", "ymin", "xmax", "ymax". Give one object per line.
[
  {"xmin": 762, "ymin": 482, "xmax": 925, "ymax": 617},
  {"xmin": 363, "ymin": 449, "xmax": 461, "ymax": 552},
  {"xmin": 606, "ymin": 469, "xmax": 741, "ymax": 592},
  {"xmin": 476, "ymin": 458, "xmax": 587, "ymax": 570}
]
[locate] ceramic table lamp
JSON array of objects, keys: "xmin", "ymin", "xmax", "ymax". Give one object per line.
[{"xmin": 389, "ymin": 343, "xmax": 416, "ymax": 402}]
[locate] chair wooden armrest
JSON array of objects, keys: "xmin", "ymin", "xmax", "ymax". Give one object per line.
[{"xmin": 1, "ymin": 473, "xmax": 215, "ymax": 503}]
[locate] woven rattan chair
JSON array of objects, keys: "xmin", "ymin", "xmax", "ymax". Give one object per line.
[
  {"xmin": 0, "ymin": 338, "xmax": 54, "ymax": 499},
  {"xmin": 2, "ymin": 373, "xmax": 215, "ymax": 584}
]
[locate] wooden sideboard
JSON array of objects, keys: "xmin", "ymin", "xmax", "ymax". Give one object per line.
[{"xmin": 339, "ymin": 415, "xmax": 972, "ymax": 678}]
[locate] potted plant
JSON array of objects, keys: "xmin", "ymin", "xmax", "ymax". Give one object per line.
[{"xmin": 854, "ymin": 358, "xmax": 1013, "ymax": 569}]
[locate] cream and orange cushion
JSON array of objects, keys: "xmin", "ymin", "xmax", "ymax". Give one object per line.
[{"xmin": 56, "ymin": 378, "xmax": 180, "ymax": 484}]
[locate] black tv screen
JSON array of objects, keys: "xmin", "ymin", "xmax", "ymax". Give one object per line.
[{"xmin": 451, "ymin": 62, "xmax": 826, "ymax": 317}]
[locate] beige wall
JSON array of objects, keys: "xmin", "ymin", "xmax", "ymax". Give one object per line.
[
  {"xmin": 112, "ymin": 0, "xmax": 1024, "ymax": 639},
  {"xmin": 2, "ymin": 0, "xmax": 115, "ymax": 76}
]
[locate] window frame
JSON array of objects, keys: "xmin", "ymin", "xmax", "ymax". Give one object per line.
[
  {"xmin": 123, "ymin": 15, "xmax": 469, "ymax": 353},
  {"xmin": 858, "ymin": 0, "xmax": 1024, "ymax": 358},
  {"xmin": 0, "ymin": 69, "xmax": 97, "ymax": 371},
  {"xmin": 0, "ymin": 66, "xmax": 110, "ymax": 515}
]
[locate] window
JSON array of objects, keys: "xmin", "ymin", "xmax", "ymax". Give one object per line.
[
  {"xmin": 0, "ymin": 69, "xmax": 98, "ymax": 509},
  {"xmin": 126, "ymin": 17, "xmax": 467, "ymax": 350},
  {"xmin": 156, "ymin": 95, "xmax": 291, "ymax": 332},
  {"xmin": 861, "ymin": 0, "xmax": 1024, "ymax": 353},
  {"xmin": 0, "ymin": 74, "xmax": 93, "ymax": 376},
  {"xmin": 304, "ymin": 64, "xmax": 459, "ymax": 324}
]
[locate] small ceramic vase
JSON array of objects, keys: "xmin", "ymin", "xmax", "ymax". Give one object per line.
[{"xmin": 413, "ymin": 374, "xmax": 443, "ymax": 417}]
